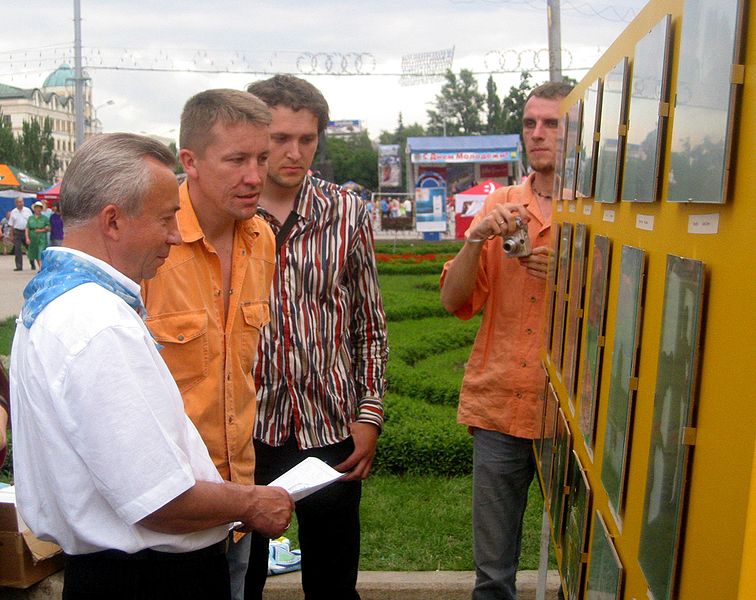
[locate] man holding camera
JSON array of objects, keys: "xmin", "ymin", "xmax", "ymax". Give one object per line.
[{"xmin": 440, "ymin": 81, "xmax": 572, "ymax": 600}]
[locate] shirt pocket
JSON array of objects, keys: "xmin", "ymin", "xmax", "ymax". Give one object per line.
[
  {"xmin": 241, "ymin": 301, "xmax": 270, "ymax": 330},
  {"xmin": 147, "ymin": 309, "xmax": 209, "ymax": 392},
  {"xmin": 239, "ymin": 301, "xmax": 270, "ymax": 370}
]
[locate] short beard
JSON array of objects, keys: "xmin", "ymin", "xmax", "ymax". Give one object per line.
[{"xmin": 268, "ymin": 170, "xmax": 306, "ymax": 189}]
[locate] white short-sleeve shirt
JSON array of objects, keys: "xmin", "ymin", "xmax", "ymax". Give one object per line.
[
  {"xmin": 10, "ymin": 248, "xmax": 229, "ymax": 555},
  {"xmin": 8, "ymin": 206, "xmax": 32, "ymax": 229}
]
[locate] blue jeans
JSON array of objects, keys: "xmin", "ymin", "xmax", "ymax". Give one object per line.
[
  {"xmin": 227, "ymin": 531, "xmax": 252, "ymax": 600},
  {"xmin": 472, "ymin": 428, "xmax": 536, "ymax": 600}
]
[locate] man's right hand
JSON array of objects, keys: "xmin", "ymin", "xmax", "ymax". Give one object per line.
[
  {"xmin": 241, "ymin": 485, "xmax": 295, "ymax": 538},
  {"xmin": 466, "ymin": 202, "xmax": 529, "ymax": 243}
]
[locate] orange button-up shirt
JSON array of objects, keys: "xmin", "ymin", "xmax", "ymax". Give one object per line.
[
  {"xmin": 440, "ymin": 174, "xmax": 550, "ymax": 440},
  {"xmin": 142, "ymin": 182, "xmax": 275, "ymax": 483}
]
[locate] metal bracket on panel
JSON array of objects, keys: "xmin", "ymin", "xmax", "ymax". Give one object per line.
[
  {"xmin": 682, "ymin": 427, "xmax": 697, "ymax": 446},
  {"xmin": 563, "ymin": 485, "xmax": 571, "ymax": 496},
  {"xmin": 731, "ymin": 64, "xmax": 745, "ymax": 85},
  {"xmin": 618, "ymin": 123, "xmax": 628, "ymax": 136},
  {"xmin": 628, "ymin": 377, "xmax": 639, "ymax": 391},
  {"xmin": 576, "ymin": 308, "xmax": 584, "ymax": 318},
  {"xmin": 581, "ymin": 552, "xmax": 589, "ymax": 564},
  {"xmin": 597, "ymin": 335, "xmax": 605, "ymax": 347},
  {"xmin": 658, "ymin": 102, "xmax": 670, "ymax": 117},
  {"xmin": 593, "ymin": 131, "xmax": 601, "ymax": 143}
]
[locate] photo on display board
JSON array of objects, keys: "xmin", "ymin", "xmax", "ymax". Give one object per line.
[
  {"xmin": 638, "ymin": 256, "xmax": 705, "ymax": 600},
  {"xmin": 621, "ymin": 13, "xmax": 673, "ymax": 202},
  {"xmin": 563, "ymin": 451, "xmax": 591, "ymax": 600},
  {"xmin": 562, "ymin": 100, "xmax": 583, "ymax": 201},
  {"xmin": 534, "ymin": 363, "xmax": 550, "ymax": 463},
  {"xmin": 539, "ymin": 382, "xmax": 560, "ymax": 506},
  {"xmin": 544, "ymin": 223, "xmax": 561, "ymax": 355},
  {"xmin": 667, "ymin": 0, "xmax": 746, "ymax": 203},
  {"xmin": 586, "ymin": 511, "xmax": 623, "ymax": 599},
  {"xmin": 563, "ymin": 223, "xmax": 589, "ymax": 410},
  {"xmin": 594, "ymin": 57, "xmax": 629, "ymax": 203},
  {"xmin": 549, "ymin": 407, "xmax": 572, "ymax": 548},
  {"xmin": 578, "ymin": 235, "xmax": 612, "ymax": 457},
  {"xmin": 601, "ymin": 245, "xmax": 645, "ymax": 524},
  {"xmin": 550, "ymin": 223, "xmax": 573, "ymax": 374},
  {"xmin": 551, "ymin": 114, "xmax": 568, "ymax": 202},
  {"xmin": 577, "ymin": 79, "xmax": 602, "ymax": 199}
]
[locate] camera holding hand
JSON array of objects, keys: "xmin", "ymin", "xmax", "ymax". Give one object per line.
[{"xmin": 502, "ymin": 217, "xmax": 532, "ymax": 257}]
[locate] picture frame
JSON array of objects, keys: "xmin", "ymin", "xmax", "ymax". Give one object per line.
[
  {"xmin": 563, "ymin": 451, "xmax": 591, "ymax": 600},
  {"xmin": 563, "ymin": 100, "xmax": 583, "ymax": 201},
  {"xmin": 667, "ymin": 0, "xmax": 747, "ymax": 203},
  {"xmin": 594, "ymin": 57, "xmax": 630, "ymax": 203},
  {"xmin": 577, "ymin": 79, "xmax": 602, "ymax": 199},
  {"xmin": 550, "ymin": 407, "xmax": 572, "ymax": 547},
  {"xmin": 601, "ymin": 245, "xmax": 646, "ymax": 524},
  {"xmin": 578, "ymin": 235, "xmax": 612, "ymax": 457},
  {"xmin": 586, "ymin": 511, "xmax": 624, "ymax": 599},
  {"xmin": 539, "ymin": 382, "xmax": 560, "ymax": 505},
  {"xmin": 638, "ymin": 256, "xmax": 705, "ymax": 600},
  {"xmin": 544, "ymin": 224, "xmax": 561, "ymax": 356},
  {"xmin": 550, "ymin": 223, "xmax": 573, "ymax": 373},
  {"xmin": 563, "ymin": 223, "xmax": 589, "ymax": 410}
]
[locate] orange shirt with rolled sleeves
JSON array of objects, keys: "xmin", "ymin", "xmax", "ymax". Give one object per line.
[
  {"xmin": 440, "ymin": 174, "xmax": 550, "ymax": 440},
  {"xmin": 141, "ymin": 182, "xmax": 275, "ymax": 484}
]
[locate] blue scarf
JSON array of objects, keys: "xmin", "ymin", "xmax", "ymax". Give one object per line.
[{"xmin": 21, "ymin": 248, "xmax": 146, "ymax": 328}]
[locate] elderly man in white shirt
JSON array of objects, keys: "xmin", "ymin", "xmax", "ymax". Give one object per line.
[
  {"xmin": 8, "ymin": 196, "xmax": 32, "ymax": 271},
  {"xmin": 10, "ymin": 133, "xmax": 294, "ymax": 600}
]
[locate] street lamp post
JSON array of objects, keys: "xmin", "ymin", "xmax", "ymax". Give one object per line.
[{"xmin": 93, "ymin": 100, "xmax": 115, "ymax": 132}]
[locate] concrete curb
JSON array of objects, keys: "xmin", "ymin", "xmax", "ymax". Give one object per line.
[{"xmin": 1, "ymin": 570, "xmax": 561, "ymax": 599}]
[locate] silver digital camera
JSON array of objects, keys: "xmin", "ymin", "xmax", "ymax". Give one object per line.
[{"xmin": 502, "ymin": 218, "xmax": 532, "ymax": 257}]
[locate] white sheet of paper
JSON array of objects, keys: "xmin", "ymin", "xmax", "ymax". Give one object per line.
[{"xmin": 268, "ymin": 457, "xmax": 345, "ymax": 501}]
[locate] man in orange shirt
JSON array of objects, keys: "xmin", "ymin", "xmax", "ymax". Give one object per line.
[
  {"xmin": 141, "ymin": 89, "xmax": 277, "ymax": 599},
  {"xmin": 440, "ymin": 81, "xmax": 572, "ymax": 600}
]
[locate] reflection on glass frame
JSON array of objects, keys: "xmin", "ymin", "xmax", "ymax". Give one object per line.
[
  {"xmin": 594, "ymin": 57, "xmax": 629, "ymax": 203},
  {"xmin": 552, "ymin": 114, "xmax": 569, "ymax": 202},
  {"xmin": 550, "ymin": 407, "xmax": 572, "ymax": 547},
  {"xmin": 534, "ymin": 362, "xmax": 550, "ymax": 462},
  {"xmin": 563, "ymin": 451, "xmax": 591, "ymax": 600},
  {"xmin": 540, "ymin": 383, "xmax": 560, "ymax": 504},
  {"xmin": 545, "ymin": 224, "xmax": 561, "ymax": 356},
  {"xmin": 639, "ymin": 256, "xmax": 705, "ymax": 600},
  {"xmin": 551, "ymin": 223, "xmax": 573, "ymax": 373},
  {"xmin": 577, "ymin": 79, "xmax": 603, "ymax": 198},
  {"xmin": 621, "ymin": 14, "xmax": 673, "ymax": 202},
  {"xmin": 667, "ymin": 0, "xmax": 746, "ymax": 203},
  {"xmin": 579, "ymin": 235, "xmax": 612, "ymax": 457},
  {"xmin": 586, "ymin": 511, "xmax": 623, "ymax": 599},
  {"xmin": 563, "ymin": 100, "xmax": 583, "ymax": 201},
  {"xmin": 564, "ymin": 223, "xmax": 588, "ymax": 410},
  {"xmin": 601, "ymin": 245, "xmax": 645, "ymax": 522}
]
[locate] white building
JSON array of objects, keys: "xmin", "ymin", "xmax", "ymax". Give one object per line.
[{"xmin": 0, "ymin": 64, "xmax": 100, "ymax": 177}]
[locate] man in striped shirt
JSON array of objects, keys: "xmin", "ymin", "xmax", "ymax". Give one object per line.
[{"xmin": 244, "ymin": 75, "xmax": 388, "ymax": 600}]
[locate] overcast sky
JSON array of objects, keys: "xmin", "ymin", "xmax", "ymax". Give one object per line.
[{"xmin": 1, "ymin": 0, "xmax": 648, "ymax": 141}]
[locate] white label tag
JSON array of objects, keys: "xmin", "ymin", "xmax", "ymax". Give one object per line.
[
  {"xmin": 636, "ymin": 214, "xmax": 655, "ymax": 231},
  {"xmin": 557, "ymin": 203, "xmax": 563, "ymax": 213},
  {"xmin": 688, "ymin": 213, "xmax": 720, "ymax": 234},
  {"xmin": 603, "ymin": 209, "xmax": 615, "ymax": 223},
  {"xmin": 583, "ymin": 204, "xmax": 592, "ymax": 216},
  {"xmin": 568, "ymin": 203, "xmax": 576, "ymax": 213}
]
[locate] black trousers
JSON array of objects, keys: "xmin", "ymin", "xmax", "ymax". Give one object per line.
[
  {"xmin": 12, "ymin": 228, "xmax": 26, "ymax": 270},
  {"xmin": 245, "ymin": 435, "xmax": 362, "ymax": 600},
  {"xmin": 62, "ymin": 541, "xmax": 231, "ymax": 600}
]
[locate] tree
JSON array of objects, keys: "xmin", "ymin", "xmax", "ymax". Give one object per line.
[
  {"xmin": 0, "ymin": 112, "xmax": 18, "ymax": 167},
  {"xmin": 485, "ymin": 76, "xmax": 503, "ymax": 134},
  {"xmin": 324, "ymin": 131, "xmax": 378, "ymax": 190},
  {"xmin": 17, "ymin": 117, "xmax": 59, "ymax": 182},
  {"xmin": 426, "ymin": 69, "xmax": 486, "ymax": 136},
  {"xmin": 500, "ymin": 71, "xmax": 534, "ymax": 134}
]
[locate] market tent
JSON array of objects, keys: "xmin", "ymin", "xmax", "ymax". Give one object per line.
[
  {"xmin": 0, "ymin": 164, "xmax": 48, "ymax": 192},
  {"xmin": 454, "ymin": 180, "xmax": 503, "ymax": 239},
  {"xmin": 37, "ymin": 181, "xmax": 62, "ymax": 203},
  {"xmin": 0, "ymin": 191, "xmax": 37, "ymax": 217}
]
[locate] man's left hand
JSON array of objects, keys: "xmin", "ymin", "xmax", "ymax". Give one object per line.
[
  {"xmin": 518, "ymin": 246, "xmax": 554, "ymax": 280},
  {"xmin": 334, "ymin": 422, "xmax": 380, "ymax": 481}
]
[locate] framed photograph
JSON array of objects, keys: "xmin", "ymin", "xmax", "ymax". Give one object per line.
[
  {"xmin": 601, "ymin": 245, "xmax": 646, "ymax": 522},
  {"xmin": 544, "ymin": 224, "xmax": 561, "ymax": 356},
  {"xmin": 578, "ymin": 235, "xmax": 612, "ymax": 456},
  {"xmin": 563, "ymin": 451, "xmax": 591, "ymax": 600},
  {"xmin": 539, "ymin": 382, "xmax": 560, "ymax": 504},
  {"xmin": 534, "ymin": 362, "xmax": 550, "ymax": 462},
  {"xmin": 563, "ymin": 100, "xmax": 583, "ymax": 201},
  {"xmin": 621, "ymin": 14, "xmax": 673, "ymax": 202},
  {"xmin": 667, "ymin": 0, "xmax": 747, "ymax": 203},
  {"xmin": 550, "ymin": 223, "xmax": 573, "ymax": 373},
  {"xmin": 577, "ymin": 79, "xmax": 602, "ymax": 199},
  {"xmin": 563, "ymin": 223, "xmax": 589, "ymax": 409},
  {"xmin": 639, "ymin": 256, "xmax": 705, "ymax": 600},
  {"xmin": 549, "ymin": 407, "xmax": 572, "ymax": 547},
  {"xmin": 586, "ymin": 511, "xmax": 624, "ymax": 599},
  {"xmin": 594, "ymin": 57, "xmax": 630, "ymax": 203},
  {"xmin": 552, "ymin": 114, "xmax": 569, "ymax": 202}
]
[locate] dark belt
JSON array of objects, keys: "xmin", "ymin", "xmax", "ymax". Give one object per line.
[{"xmin": 71, "ymin": 538, "xmax": 229, "ymax": 562}]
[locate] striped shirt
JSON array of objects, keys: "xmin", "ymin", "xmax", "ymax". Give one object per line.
[{"xmin": 254, "ymin": 176, "xmax": 388, "ymax": 449}]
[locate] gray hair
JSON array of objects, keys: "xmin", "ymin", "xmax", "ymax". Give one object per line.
[
  {"xmin": 60, "ymin": 133, "xmax": 176, "ymax": 228},
  {"xmin": 180, "ymin": 89, "xmax": 272, "ymax": 156}
]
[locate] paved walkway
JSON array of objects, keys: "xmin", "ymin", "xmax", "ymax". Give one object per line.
[{"xmin": 0, "ymin": 254, "xmax": 34, "ymax": 321}]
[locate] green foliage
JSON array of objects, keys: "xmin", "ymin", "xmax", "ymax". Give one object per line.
[
  {"xmin": 0, "ymin": 112, "xmax": 18, "ymax": 166},
  {"xmin": 501, "ymin": 70, "xmax": 534, "ymax": 135},
  {"xmin": 374, "ymin": 394, "xmax": 471, "ymax": 476},
  {"xmin": 18, "ymin": 117, "xmax": 59, "ymax": 182},
  {"xmin": 0, "ymin": 316, "xmax": 15, "ymax": 355},
  {"xmin": 325, "ymin": 131, "xmax": 378, "ymax": 190},
  {"xmin": 375, "ymin": 240, "xmax": 463, "ymax": 255},
  {"xmin": 427, "ymin": 69, "xmax": 486, "ymax": 136},
  {"xmin": 486, "ymin": 75, "xmax": 503, "ymax": 134}
]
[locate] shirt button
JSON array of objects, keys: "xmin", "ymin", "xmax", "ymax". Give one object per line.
[
  {"xmin": 530, "ymin": 297, "xmax": 536, "ymax": 303},
  {"xmin": 177, "ymin": 334, "xmax": 185, "ymax": 341},
  {"xmin": 521, "ymin": 361, "xmax": 527, "ymax": 367},
  {"xmin": 538, "ymin": 232, "xmax": 545, "ymax": 238},
  {"xmin": 527, "ymin": 328, "xmax": 533, "ymax": 335},
  {"xmin": 241, "ymin": 250, "xmax": 246, "ymax": 256},
  {"xmin": 516, "ymin": 392, "xmax": 522, "ymax": 398}
]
